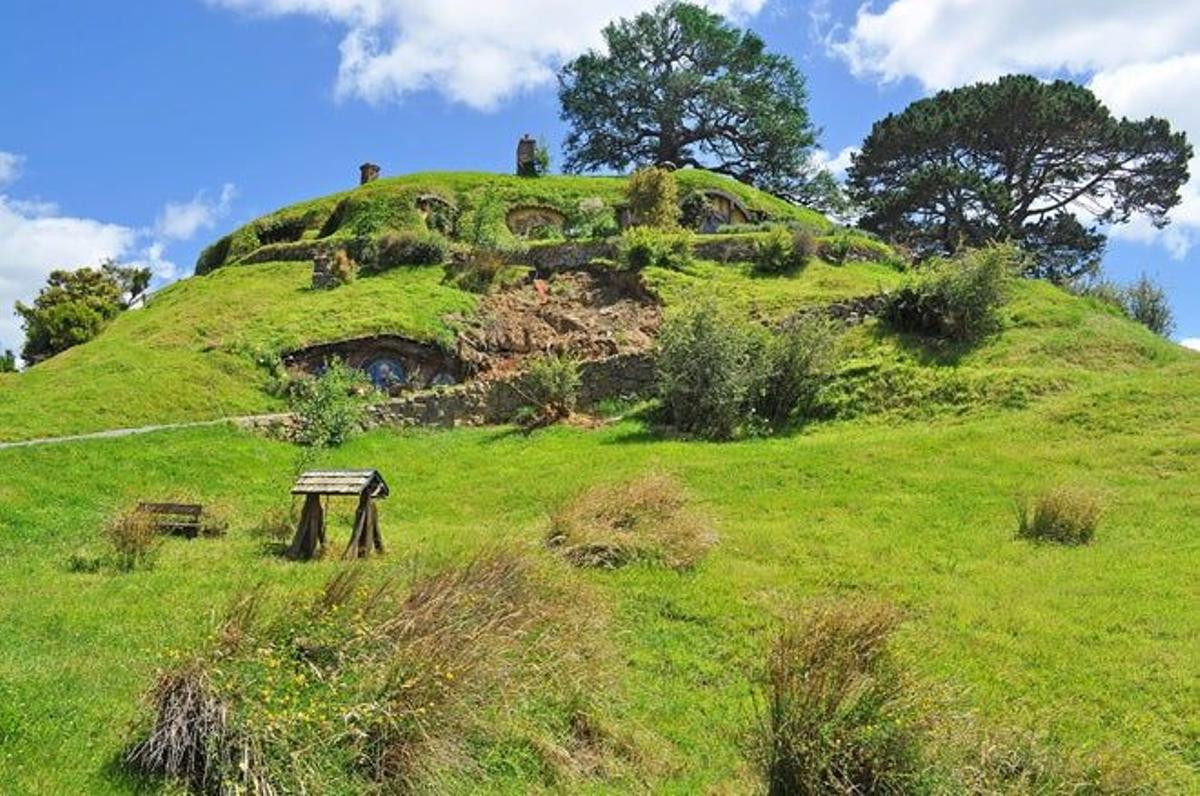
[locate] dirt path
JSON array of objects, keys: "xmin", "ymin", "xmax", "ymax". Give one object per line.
[{"xmin": 0, "ymin": 413, "xmax": 289, "ymax": 451}]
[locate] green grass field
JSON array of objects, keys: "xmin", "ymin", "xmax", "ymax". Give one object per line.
[
  {"xmin": 1, "ymin": 170, "xmax": 1197, "ymax": 793},
  {"xmin": 0, "ymin": 347, "xmax": 1196, "ymax": 792}
]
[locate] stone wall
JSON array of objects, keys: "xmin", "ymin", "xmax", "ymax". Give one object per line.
[{"xmin": 240, "ymin": 351, "xmax": 658, "ymax": 438}]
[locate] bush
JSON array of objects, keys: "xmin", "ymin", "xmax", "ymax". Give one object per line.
[
  {"xmin": 289, "ymin": 359, "xmax": 373, "ymax": 448},
  {"xmin": 625, "ymin": 166, "xmax": 680, "ymax": 229},
  {"xmin": 1015, "ymin": 485, "xmax": 1102, "ymax": 545},
  {"xmin": 460, "ymin": 187, "xmax": 514, "ymax": 248},
  {"xmin": 104, "ymin": 508, "xmax": 160, "ymax": 572},
  {"xmin": 1121, "ymin": 274, "xmax": 1174, "ymax": 337},
  {"xmin": 656, "ymin": 296, "xmax": 764, "ymax": 440},
  {"xmin": 753, "ymin": 314, "xmax": 841, "ymax": 428},
  {"xmin": 618, "ymin": 226, "xmax": 693, "ymax": 271},
  {"xmin": 367, "ymin": 231, "xmax": 449, "ymax": 272},
  {"xmin": 883, "ymin": 244, "xmax": 1017, "ymax": 342},
  {"xmin": 518, "ymin": 353, "xmax": 581, "ymax": 429},
  {"xmin": 195, "ymin": 235, "xmax": 233, "ymax": 275},
  {"xmin": 329, "ymin": 249, "xmax": 356, "ymax": 286},
  {"xmin": 752, "ymin": 227, "xmax": 817, "ymax": 275},
  {"xmin": 757, "ymin": 600, "xmax": 927, "ymax": 795},
  {"xmin": 546, "ymin": 473, "xmax": 716, "ymax": 570},
  {"xmin": 443, "ymin": 247, "xmax": 517, "ymax": 293},
  {"xmin": 566, "ymin": 196, "xmax": 619, "ymax": 239}
]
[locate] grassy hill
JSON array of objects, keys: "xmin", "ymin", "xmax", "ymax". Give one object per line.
[{"xmin": 0, "ymin": 171, "xmax": 1196, "ymax": 793}]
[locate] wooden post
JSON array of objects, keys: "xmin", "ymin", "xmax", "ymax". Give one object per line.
[
  {"xmin": 287, "ymin": 494, "xmax": 325, "ymax": 560},
  {"xmin": 344, "ymin": 493, "xmax": 383, "ymax": 559}
]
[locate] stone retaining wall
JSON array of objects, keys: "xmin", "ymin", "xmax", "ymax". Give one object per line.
[{"xmin": 239, "ymin": 352, "xmax": 657, "ymax": 438}]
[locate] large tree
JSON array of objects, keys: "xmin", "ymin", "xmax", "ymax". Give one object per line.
[
  {"xmin": 848, "ymin": 75, "xmax": 1191, "ymax": 281},
  {"xmin": 15, "ymin": 261, "xmax": 150, "ymax": 364},
  {"xmin": 558, "ymin": 1, "xmax": 816, "ymax": 197}
]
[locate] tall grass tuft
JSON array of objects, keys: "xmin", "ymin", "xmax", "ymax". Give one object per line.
[
  {"xmin": 127, "ymin": 550, "xmax": 629, "ymax": 793},
  {"xmin": 756, "ymin": 600, "xmax": 928, "ymax": 795},
  {"xmin": 1015, "ymin": 485, "xmax": 1102, "ymax": 545},
  {"xmin": 104, "ymin": 507, "xmax": 160, "ymax": 572},
  {"xmin": 546, "ymin": 473, "xmax": 716, "ymax": 570},
  {"xmin": 125, "ymin": 663, "xmax": 274, "ymax": 795}
]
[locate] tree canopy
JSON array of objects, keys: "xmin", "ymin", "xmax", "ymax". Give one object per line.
[
  {"xmin": 558, "ymin": 1, "xmax": 816, "ymax": 198},
  {"xmin": 847, "ymin": 75, "xmax": 1192, "ymax": 282},
  {"xmin": 15, "ymin": 261, "xmax": 150, "ymax": 364}
]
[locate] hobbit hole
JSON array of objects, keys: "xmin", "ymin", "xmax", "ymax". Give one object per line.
[
  {"xmin": 688, "ymin": 189, "xmax": 755, "ymax": 232},
  {"xmin": 506, "ymin": 205, "xmax": 567, "ymax": 237},
  {"xmin": 284, "ymin": 336, "xmax": 464, "ymax": 396}
]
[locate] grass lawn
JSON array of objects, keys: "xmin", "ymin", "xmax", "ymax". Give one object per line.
[
  {"xmin": 0, "ymin": 257, "xmax": 908, "ymax": 443},
  {"xmin": 0, "ymin": 348, "xmax": 1196, "ymax": 793},
  {"xmin": 0, "ymin": 262, "xmax": 478, "ymax": 442}
]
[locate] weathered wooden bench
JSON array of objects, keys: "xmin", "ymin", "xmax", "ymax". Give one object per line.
[{"xmin": 136, "ymin": 502, "xmax": 203, "ymax": 538}]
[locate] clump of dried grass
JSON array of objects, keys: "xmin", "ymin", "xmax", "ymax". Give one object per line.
[
  {"xmin": 352, "ymin": 551, "xmax": 614, "ymax": 788},
  {"xmin": 128, "ymin": 550, "xmax": 632, "ymax": 793},
  {"xmin": 1015, "ymin": 485, "xmax": 1103, "ymax": 545},
  {"xmin": 932, "ymin": 722, "xmax": 1158, "ymax": 794},
  {"xmin": 124, "ymin": 663, "xmax": 274, "ymax": 795},
  {"xmin": 756, "ymin": 599, "xmax": 929, "ymax": 795},
  {"xmin": 546, "ymin": 473, "xmax": 716, "ymax": 570},
  {"xmin": 104, "ymin": 507, "xmax": 159, "ymax": 572}
]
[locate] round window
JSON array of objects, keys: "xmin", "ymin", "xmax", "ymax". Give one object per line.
[{"xmin": 365, "ymin": 358, "xmax": 407, "ymax": 390}]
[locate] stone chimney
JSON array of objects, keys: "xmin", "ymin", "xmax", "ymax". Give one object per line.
[
  {"xmin": 516, "ymin": 135, "xmax": 537, "ymax": 177},
  {"xmin": 359, "ymin": 162, "xmax": 381, "ymax": 185}
]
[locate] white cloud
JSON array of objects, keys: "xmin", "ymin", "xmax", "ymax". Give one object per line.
[
  {"xmin": 811, "ymin": 145, "xmax": 857, "ymax": 179},
  {"xmin": 156, "ymin": 183, "xmax": 237, "ymax": 241},
  {"xmin": 827, "ymin": 1, "xmax": 1200, "ymax": 259},
  {"xmin": 0, "ymin": 196, "xmax": 137, "ymax": 351},
  {"xmin": 0, "ymin": 163, "xmax": 231, "ymax": 354},
  {"xmin": 0, "ymin": 152, "xmax": 23, "ymax": 187},
  {"xmin": 211, "ymin": 0, "xmax": 766, "ymax": 109},
  {"xmin": 1181, "ymin": 338, "xmax": 1200, "ymax": 351}
]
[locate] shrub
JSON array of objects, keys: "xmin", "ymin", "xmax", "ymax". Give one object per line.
[
  {"xmin": 195, "ymin": 235, "xmax": 233, "ymax": 275},
  {"xmin": 0, "ymin": 349, "xmax": 16, "ymax": 373},
  {"xmin": 289, "ymin": 359, "xmax": 373, "ymax": 448},
  {"xmin": 883, "ymin": 244, "xmax": 1017, "ymax": 342},
  {"xmin": 460, "ymin": 187, "xmax": 514, "ymax": 248},
  {"xmin": 1121, "ymin": 274, "xmax": 1174, "ymax": 337},
  {"xmin": 518, "ymin": 353, "xmax": 581, "ymax": 429},
  {"xmin": 618, "ymin": 226, "xmax": 693, "ymax": 271},
  {"xmin": 752, "ymin": 227, "xmax": 817, "ymax": 275},
  {"xmin": 656, "ymin": 296, "xmax": 764, "ymax": 440},
  {"xmin": 753, "ymin": 313, "xmax": 842, "ymax": 428},
  {"xmin": 679, "ymin": 191, "xmax": 715, "ymax": 230},
  {"xmin": 443, "ymin": 247, "xmax": 517, "ymax": 293},
  {"xmin": 1015, "ymin": 485, "xmax": 1102, "ymax": 545},
  {"xmin": 625, "ymin": 166, "xmax": 680, "ymax": 229},
  {"xmin": 756, "ymin": 600, "xmax": 927, "ymax": 795},
  {"xmin": 104, "ymin": 507, "xmax": 160, "ymax": 572},
  {"xmin": 546, "ymin": 473, "xmax": 716, "ymax": 570},
  {"xmin": 329, "ymin": 249, "xmax": 356, "ymax": 286},
  {"xmin": 367, "ymin": 231, "xmax": 449, "ymax": 272},
  {"xmin": 566, "ymin": 196, "xmax": 619, "ymax": 239}
]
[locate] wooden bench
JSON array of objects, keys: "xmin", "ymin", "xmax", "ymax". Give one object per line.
[{"xmin": 136, "ymin": 502, "xmax": 203, "ymax": 538}]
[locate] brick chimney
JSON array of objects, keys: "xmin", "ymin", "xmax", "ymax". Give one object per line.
[{"xmin": 359, "ymin": 162, "xmax": 381, "ymax": 185}]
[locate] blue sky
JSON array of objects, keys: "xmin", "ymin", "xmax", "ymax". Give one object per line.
[{"xmin": 1, "ymin": 0, "xmax": 1198, "ymax": 352}]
